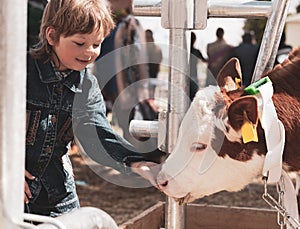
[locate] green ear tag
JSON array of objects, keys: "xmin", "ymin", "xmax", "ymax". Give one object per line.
[{"xmin": 244, "ymin": 76, "xmax": 271, "ymax": 95}]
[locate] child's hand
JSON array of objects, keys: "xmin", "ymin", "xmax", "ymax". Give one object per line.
[
  {"xmin": 130, "ymin": 161, "xmax": 162, "ymax": 190},
  {"xmin": 24, "ymin": 170, "xmax": 35, "ymax": 204}
]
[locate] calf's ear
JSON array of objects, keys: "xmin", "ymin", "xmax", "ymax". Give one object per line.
[
  {"xmin": 217, "ymin": 58, "xmax": 243, "ymax": 92},
  {"xmin": 227, "ymin": 96, "xmax": 258, "ymax": 131}
]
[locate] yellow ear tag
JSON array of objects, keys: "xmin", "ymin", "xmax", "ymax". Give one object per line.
[
  {"xmin": 241, "ymin": 112, "xmax": 258, "ymax": 143},
  {"xmin": 235, "ymin": 77, "xmax": 241, "ymax": 88}
]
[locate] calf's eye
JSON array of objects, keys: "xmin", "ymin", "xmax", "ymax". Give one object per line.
[{"xmin": 190, "ymin": 142, "xmax": 207, "ymax": 152}]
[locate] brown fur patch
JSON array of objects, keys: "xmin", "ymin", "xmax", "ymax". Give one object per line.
[
  {"xmin": 212, "ymin": 122, "xmax": 267, "ymax": 162},
  {"xmin": 262, "ymin": 47, "xmax": 300, "ymax": 171}
]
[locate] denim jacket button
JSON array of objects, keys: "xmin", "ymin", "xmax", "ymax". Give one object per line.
[
  {"xmin": 45, "ymin": 147, "xmax": 52, "ymax": 154},
  {"xmin": 54, "ymin": 85, "xmax": 63, "ymax": 94},
  {"xmin": 51, "ymin": 116, "xmax": 57, "ymax": 124}
]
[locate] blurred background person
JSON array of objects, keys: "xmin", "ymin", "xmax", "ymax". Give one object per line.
[
  {"xmin": 95, "ymin": 0, "xmax": 154, "ymax": 147},
  {"xmin": 145, "ymin": 29, "xmax": 162, "ymax": 79},
  {"xmin": 27, "ymin": 0, "xmax": 47, "ymax": 50},
  {"xmin": 113, "ymin": 5, "xmax": 150, "ymax": 143},
  {"xmin": 206, "ymin": 27, "xmax": 233, "ymax": 85},
  {"xmin": 145, "ymin": 29, "xmax": 162, "ymax": 98},
  {"xmin": 189, "ymin": 31, "xmax": 207, "ymax": 100},
  {"xmin": 233, "ymin": 31, "xmax": 259, "ymax": 87},
  {"xmin": 94, "ymin": 0, "xmax": 134, "ymax": 114}
]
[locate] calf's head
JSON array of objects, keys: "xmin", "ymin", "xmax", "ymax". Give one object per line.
[{"xmin": 157, "ymin": 58, "xmax": 267, "ymax": 203}]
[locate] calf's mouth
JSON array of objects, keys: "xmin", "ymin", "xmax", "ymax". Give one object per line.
[{"xmin": 174, "ymin": 192, "xmax": 192, "ymax": 205}]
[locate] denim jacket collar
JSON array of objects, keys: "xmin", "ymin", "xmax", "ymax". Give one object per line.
[{"xmin": 35, "ymin": 57, "xmax": 84, "ymax": 93}]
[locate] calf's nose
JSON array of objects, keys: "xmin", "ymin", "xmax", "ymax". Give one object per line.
[
  {"xmin": 160, "ymin": 180, "xmax": 168, "ymax": 187},
  {"xmin": 157, "ymin": 173, "xmax": 169, "ymax": 187}
]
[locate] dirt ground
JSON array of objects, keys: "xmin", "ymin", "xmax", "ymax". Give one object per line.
[{"xmin": 70, "ymin": 152, "xmax": 279, "ymax": 226}]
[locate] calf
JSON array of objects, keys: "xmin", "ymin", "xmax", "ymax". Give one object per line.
[{"xmin": 157, "ymin": 47, "xmax": 300, "ymax": 204}]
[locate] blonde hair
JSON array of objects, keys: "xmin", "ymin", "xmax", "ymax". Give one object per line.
[{"xmin": 30, "ymin": 0, "xmax": 115, "ymax": 59}]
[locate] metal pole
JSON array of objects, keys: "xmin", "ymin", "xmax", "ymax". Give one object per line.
[
  {"xmin": 166, "ymin": 27, "xmax": 188, "ymax": 229},
  {"xmin": 208, "ymin": 1, "xmax": 272, "ymax": 18},
  {"xmin": 133, "ymin": 0, "xmax": 161, "ymax": 16},
  {"xmin": 162, "ymin": 0, "xmax": 191, "ymax": 227},
  {"xmin": 134, "ymin": 1, "xmax": 272, "ymax": 19},
  {"xmin": 0, "ymin": 0, "xmax": 27, "ymax": 227},
  {"xmin": 23, "ymin": 207, "xmax": 118, "ymax": 229},
  {"xmin": 129, "ymin": 120, "xmax": 159, "ymax": 138},
  {"xmin": 251, "ymin": 0, "xmax": 291, "ymax": 82}
]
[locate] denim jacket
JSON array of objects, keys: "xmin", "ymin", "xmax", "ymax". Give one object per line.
[{"xmin": 26, "ymin": 54, "xmax": 146, "ymax": 205}]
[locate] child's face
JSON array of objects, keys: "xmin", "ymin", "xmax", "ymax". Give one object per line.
[{"xmin": 47, "ymin": 28, "xmax": 103, "ymax": 71}]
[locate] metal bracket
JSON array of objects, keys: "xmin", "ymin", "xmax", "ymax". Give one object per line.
[
  {"xmin": 161, "ymin": 0, "xmax": 207, "ymax": 29},
  {"xmin": 129, "ymin": 110, "xmax": 167, "ymax": 151}
]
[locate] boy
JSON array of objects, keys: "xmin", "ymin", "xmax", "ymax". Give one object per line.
[{"xmin": 25, "ymin": 0, "xmax": 160, "ymax": 217}]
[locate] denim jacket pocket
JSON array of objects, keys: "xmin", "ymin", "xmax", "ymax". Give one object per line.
[
  {"xmin": 26, "ymin": 110, "xmax": 41, "ymax": 145},
  {"xmin": 57, "ymin": 116, "xmax": 74, "ymax": 146}
]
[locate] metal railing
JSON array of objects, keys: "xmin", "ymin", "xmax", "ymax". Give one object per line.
[{"xmin": 134, "ymin": 1, "xmax": 273, "ymax": 18}]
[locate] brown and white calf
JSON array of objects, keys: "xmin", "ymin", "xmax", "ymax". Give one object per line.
[{"xmin": 157, "ymin": 47, "xmax": 300, "ymax": 203}]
